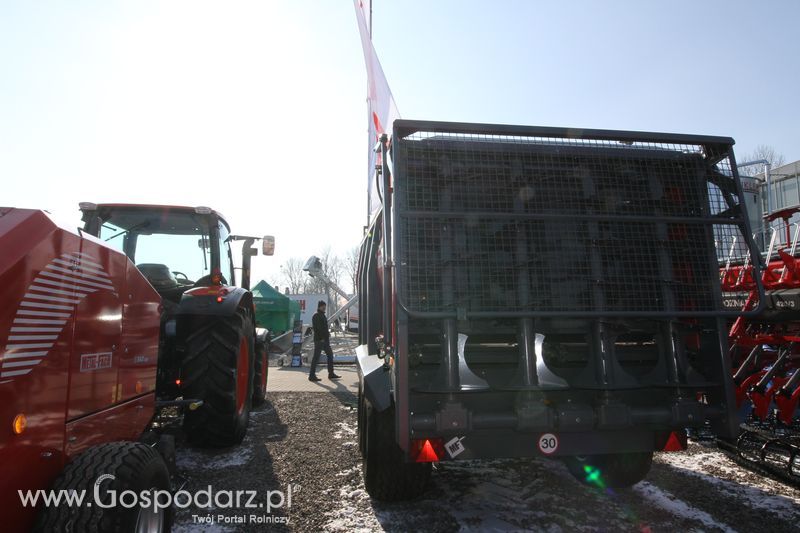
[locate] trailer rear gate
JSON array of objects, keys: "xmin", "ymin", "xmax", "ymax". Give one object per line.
[{"xmin": 382, "ymin": 121, "xmax": 764, "ymax": 457}]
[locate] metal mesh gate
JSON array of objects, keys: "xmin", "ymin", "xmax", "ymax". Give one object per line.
[{"xmin": 391, "ymin": 122, "xmax": 761, "ymax": 317}]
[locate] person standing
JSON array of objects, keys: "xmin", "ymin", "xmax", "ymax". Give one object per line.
[{"xmin": 309, "ymin": 300, "xmax": 341, "ymax": 382}]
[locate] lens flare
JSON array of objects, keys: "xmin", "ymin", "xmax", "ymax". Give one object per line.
[{"xmin": 583, "ymin": 464, "xmax": 606, "ymax": 489}]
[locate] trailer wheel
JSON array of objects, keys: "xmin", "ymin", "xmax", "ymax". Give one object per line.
[
  {"xmin": 357, "ymin": 381, "xmax": 366, "ymax": 457},
  {"xmin": 363, "ymin": 401, "xmax": 430, "ymax": 501},
  {"xmin": 33, "ymin": 442, "xmax": 171, "ymax": 533},
  {"xmin": 563, "ymin": 452, "xmax": 653, "ymax": 488},
  {"xmin": 182, "ymin": 308, "xmax": 255, "ymax": 447},
  {"xmin": 252, "ymin": 340, "xmax": 268, "ymax": 406}
]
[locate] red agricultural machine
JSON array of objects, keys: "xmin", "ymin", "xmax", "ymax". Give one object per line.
[
  {"xmin": 720, "ymin": 206, "xmax": 800, "ymax": 481},
  {"xmin": 0, "ymin": 204, "xmax": 272, "ymax": 532}
]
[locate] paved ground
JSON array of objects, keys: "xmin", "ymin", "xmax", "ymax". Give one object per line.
[
  {"xmin": 169, "ymin": 333, "xmax": 800, "ymax": 532},
  {"xmin": 268, "ymin": 332, "xmax": 358, "ymax": 393}
]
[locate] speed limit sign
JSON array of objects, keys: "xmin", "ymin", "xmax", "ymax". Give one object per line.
[{"xmin": 537, "ymin": 433, "xmax": 559, "ymax": 455}]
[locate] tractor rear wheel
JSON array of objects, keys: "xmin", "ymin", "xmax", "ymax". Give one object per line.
[
  {"xmin": 363, "ymin": 402, "xmax": 431, "ymax": 501},
  {"xmin": 182, "ymin": 308, "xmax": 255, "ymax": 447},
  {"xmin": 252, "ymin": 340, "xmax": 269, "ymax": 406},
  {"xmin": 33, "ymin": 442, "xmax": 172, "ymax": 533},
  {"xmin": 563, "ymin": 451, "xmax": 653, "ymax": 488}
]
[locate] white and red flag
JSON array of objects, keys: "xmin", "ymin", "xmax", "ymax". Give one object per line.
[{"xmin": 353, "ymin": 0, "xmax": 400, "ymax": 219}]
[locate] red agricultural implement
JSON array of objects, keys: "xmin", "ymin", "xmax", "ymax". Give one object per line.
[
  {"xmin": 720, "ymin": 206, "xmax": 800, "ymax": 481},
  {"xmin": 0, "ymin": 205, "xmax": 272, "ymax": 532}
]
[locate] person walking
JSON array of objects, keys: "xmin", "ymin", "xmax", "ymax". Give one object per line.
[{"xmin": 309, "ymin": 300, "xmax": 341, "ymax": 382}]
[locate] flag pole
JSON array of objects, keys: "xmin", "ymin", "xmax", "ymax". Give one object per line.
[{"xmin": 367, "ymin": 1, "xmax": 374, "ymax": 228}]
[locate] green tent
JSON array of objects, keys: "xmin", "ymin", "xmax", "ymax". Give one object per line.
[{"xmin": 252, "ymin": 280, "xmax": 297, "ymax": 334}]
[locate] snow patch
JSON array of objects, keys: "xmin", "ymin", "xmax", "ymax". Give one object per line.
[
  {"xmin": 634, "ymin": 482, "xmax": 736, "ymax": 532},
  {"xmin": 656, "ymin": 451, "xmax": 800, "ymax": 518},
  {"xmin": 177, "ymin": 446, "xmax": 253, "ymax": 471},
  {"xmin": 333, "ymin": 421, "xmax": 357, "ymax": 439},
  {"xmin": 336, "ymin": 466, "xmax": 359, "ymax": 477}
]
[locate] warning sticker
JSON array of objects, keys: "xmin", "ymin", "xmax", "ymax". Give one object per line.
[
  {"xmin": 445, "ymin": 436, "xmax": 466, "ymax": 458},
  {"xmin": 537, "ymin": 433, "xmax": 559, "ymax": 455}
]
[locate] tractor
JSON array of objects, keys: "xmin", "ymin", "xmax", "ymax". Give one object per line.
[{"xmin": 0, "ymin": 203, "xmax": 273, "ymax": 532}]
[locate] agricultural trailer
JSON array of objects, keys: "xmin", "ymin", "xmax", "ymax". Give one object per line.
[{"xmin": 355, "ymin": 120, "xmax": 765, "ymax": 500}]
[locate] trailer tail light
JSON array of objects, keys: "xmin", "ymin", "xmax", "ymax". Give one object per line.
[
  {"xmin": 12, "ymin": 414, "xmax": 27, "ymax": 435},
  {"xmin": 410, "ymin": 438, "xmax": 445, "ymax": 462},
  {"xmin": 661, "ymin": 431, "xmax": 688, "ymax": 452},
  {"xmin": 175, "ymin": 379, "xmax": 181, "ymax": 387}
]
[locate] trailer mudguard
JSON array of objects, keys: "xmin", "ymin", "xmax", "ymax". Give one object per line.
[
  {"xmin": 356, "ymin": 344, "xmax": 392, "ymax": 412},
  {"xmin": 177, "ymin": 286, "xmax": 253, "ymax": 317}
]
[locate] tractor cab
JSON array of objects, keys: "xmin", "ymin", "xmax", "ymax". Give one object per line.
[{"xmin": 79, "ymin": 203, "xmax": 272, "ymax": 300}]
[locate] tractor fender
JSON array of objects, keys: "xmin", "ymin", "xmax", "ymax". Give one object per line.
[
  {"xmin": 176, "ymin": 286, "xmax": 253, "ymax": 317},
  {"xmin": 356, "ymin": 344, "xmax": 392, "ymax": 412}
]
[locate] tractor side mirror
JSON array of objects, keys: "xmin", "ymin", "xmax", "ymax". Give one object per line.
[{"xmin": 262, "ymin": 235, "xmax": 275, "ymax": 256}]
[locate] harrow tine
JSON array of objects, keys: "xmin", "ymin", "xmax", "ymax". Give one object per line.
[
  {"xmin": 753, "ymin": 344, "xmax": 791, "ymax": 392},
  {"xmin": 775, "ymin": 368, "xmax": 800, "ymax": 426},
  {"xmin": 778, "ymin": 223, "xmax": 800, "ymax": 282},
  {"xmin": 747, "ymin": 344, "xmax": 792, "ymax": 420},
  {"xmin": 733, "ymin": 345, "xmax": 763, "ymax": 385},
  {"xmin": 737, "ymin": 370, "xmax": 766, "ymax": 408}
]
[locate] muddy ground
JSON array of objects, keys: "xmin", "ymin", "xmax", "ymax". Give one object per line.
[{"xmin": 170, "ymin": 389, "xmax": 800, "ymax": 532}]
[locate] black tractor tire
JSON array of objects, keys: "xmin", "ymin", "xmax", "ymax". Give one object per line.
[
  {"xmin": 182, "ymin": 308, "xmax": 255, "ymax": 447},
  {"xmin": 357, "ymin": 381, "xmax": 367, "ymax": 457},
  {"xmin": 363, "ymin": 401, "xmax": 431, "ymax": 501},
  {"xmin": 563, "ymin": 451, "xmax": 653, "ymax": 489},
  {"xmin": 33, "ymin": 441, "xmax": 172, "ymax": 533},
  {"xmin": 252, "ymin": 340, "xmax": 268, "ymax": 406}
]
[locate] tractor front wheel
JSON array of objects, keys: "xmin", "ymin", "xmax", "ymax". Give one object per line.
[{"xmin": 182, "ymin": 308, "xmax": 255, "ymax": 447}]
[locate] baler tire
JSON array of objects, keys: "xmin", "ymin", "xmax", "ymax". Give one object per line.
[
  {"xmin": 33, "ymin": 441, "xmax": 171, "ymax": 533},
  {"xmin": 363, "ymin": 401, "xmax": 430, "ymax": 501},
  {"xmin": 563, "ymin": 451, "xmax": 653, "ymax": 488},
  {"xmin": 181, "ymin": 308, "xmax": 255, "ymax": 447},
  {"xmin": 252, "ymin": 341, "xmax": 268, "ymax": 406}
]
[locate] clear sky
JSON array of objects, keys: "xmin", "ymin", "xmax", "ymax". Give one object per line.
[{"xmin": 2, "ymin": 1, "xmax": 798, "ymax": 289}]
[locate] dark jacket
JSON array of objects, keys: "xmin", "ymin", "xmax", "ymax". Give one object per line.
[{"xmin": 312, "ymin": 310, "xmax": 329, "ymax": 342}]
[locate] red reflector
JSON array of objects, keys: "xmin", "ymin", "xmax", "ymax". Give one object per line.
[
  {"xmin": 662, "ymin": 431, "xmax": 687, "ymax": 452},
  {"xmin": 411, "ymin": 438, "xmax": 445, "ymax": 463}
]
